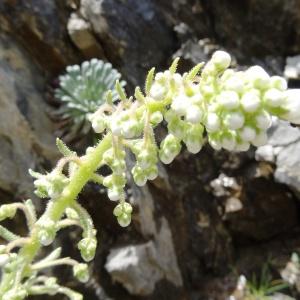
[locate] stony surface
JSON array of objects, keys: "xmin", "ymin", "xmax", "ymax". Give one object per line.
[
  {"xmin": 255, "ymin": 120, "xmax": 300, "ymax": 195},
  {"xmin": 0, "ymin": 33, "xmax": 57, "ymax": 197},
  {"xmin": 80, "ymin": 0, "xmax": 176, "ymax": 87},
  {"xmin": 105, "ymin": 218, "xmax": 182, "ymax": 296}
]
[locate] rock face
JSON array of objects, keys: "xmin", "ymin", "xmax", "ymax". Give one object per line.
[
  {"xmin": 105, "ymin": 218, "xmax": 182, "ymax": 296},
  {"xmin": 1, "ymin": 1, "xmax": 300, "ymax": 300},
  {"xmin": 0, "ymin": 32, "xmax": 57, "ymax": 197},
  {"xmin": 80, "ymin": 0, "xmax": 176, "ymax": 87},
  {"xmin": 256, "ymin": 121, "xmax": 300, "ymax": 196}
]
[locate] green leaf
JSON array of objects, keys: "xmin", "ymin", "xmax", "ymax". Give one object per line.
[
  {"xmin": 29, "ymin": 169, "xmax": 42, "ymax": 179},
  {"xmin": 56, "ymin": 138, "xmax": 75, "ymax": 157},
  {"xmin": 145, "ymin": 67, "xmax": 155, "ymax": 95},
  {"xmin": 186, "ymin": 62, "xmax": 204, "ymax": 81},
  {"xmin": 115, "ymin": 80, "xmax": 127, "ymax": 101},
  {"xmin": 169, "ymin": 57, "xmax": 180, "ymax": 74},
  {"xmin": 105, "ymin": 90, "xmax": 113, "ymax": 105},
  {"xmin": 134, "ymin": 87, "xmax": 145, "ymax": 102}
]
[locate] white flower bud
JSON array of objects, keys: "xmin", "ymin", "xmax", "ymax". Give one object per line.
[
  {"xmin": 252, "ymin": 132, "xmax": 268, "ymax": 147},
  {"xmin": 137, "ymin": 150, "xmax": 154, "ymax": 169},
  {"xmin": 73, "ymin": 263, "xmax": 89, "ymax": 283},
  {"xmin": 211, "ymin": 51, "xmax": 231, "ymax": 69},
  {"xmin": 155, "ymin": 72, "xmax": 164, "ymax": 82},
  {"xmin": 225, "ymin": 76, "xmax": 244, "ymax": 93},
  {"xmin": 186, "ymin": 105, "xmax": 203, "ymax": 123},
  {"xmin": 149, "ymin": 82, "xmax": 167, "ymax": 101},
  {"xmin": 222, "ymin": 133, "xmax": 236, "ymax": 151},
  {"xmin": 160, "ymin": 151, "xmax": 175, "ymax": 164},
  {"xmin": 245, "ymin": 66, "xmax": 270, "ymax": 89},
  {"xmin": 225, "ymin": 112, "xmax": 245, "ymax": 130},
  {"xmin": 113, "ymin": 202, "xmax": 133, "ymax": 227},
  {"xmin": 147, "ymin": 166, "xmax": 158, "ymax": 180},
  {"xmin": 282, "ymin": 89, "xmax": 300, "ymax": 124},
  {"xmin": 117, "ymin": 213, "xmax": 131, "ymax": 227},
  {"xmin": 135, "ymin": 176, "xmax": 147, "ymax": 186},
  {"xmin": 186, "ymin": 140, "xmax": 203, "ymax": 154},
  {"xmin": 208, "ymin": 137, "xmax": 222, "ymax": 150},
  {"xmin": 171, "ymin": 94, "xmax": 189, "ymax": 115},
  {"xmin": 164, "ymin": 110, "xmax": 177, "ymax": 123},
  {"xmin": 240, "ymin": 126, "xmax": 256, "ymax": 142},
  {"xmin": 37, "ymin": 218, "xmax": 56, "ymax": 246},
  {"xmin": 221, "ymin": 69, "xmax": 235, "ymax": 81},
  {"xmin": 91, "ymin": 117, "xmax": 106, "ymax": 133},
  {"xmin": 217, "ymin": 91, "xmax": 239, "ymax": 109},
  {"xmin": 190, "ymin": 93, "xmax": 204, "ymax": 105},
  {"xmin": 264, "ymin": 88, "xmax": 284, "ymax": 107},
  {"xmin": 206, "ymin": 113, "xmax": 220, "ymax": 132},
  {"xmin": 240, "ymin": 91, "xmax": 261, "ymax": 112},
  {"xmin": 201, "ymin": 84, "xmax": 215, "ymax": 97},
  {"xmin": 173, "ymin": 73, "xmax": 183, "ymax": 85},
  {"xmin": 256, "ymin": 111, "xmax": 272, "ymax": 129},
  {"xmin": 103, "ymin": 175, "xmax": 113, "ymax": 188},
  {"xmin": 110, "ymin": 120, "xmax": 122, "ymax": 136},
  {"xmin": 0, "ymin": 204, "xmax": 17, "ymax": 221},
  {"xmin": 122, "ymin": 120, "xmax": 138, "ymax": 138},
  {"xmin": 150, "ymin": 111, "xmax": 163, "ymax": 125},
  {"xmin": 107, "ymin": 188, "xmax": 122, "ymax": 201},
  {"xmin": 270, "ymin": 76, "xmax": 287, "ymax": 91},
  {"xmin": 132, "ymin": 165, "xmax": 148, "ymax": 186},
  {"xmin": 235, "ymin": 142, "xmax": 250, "ymax": 152},
  {"xmin": 78, "ymin": 237, "xmax": 97, "ymax": 262},
  {"xmin": 168, "ymin": 119, "xmax": 186, "ymax": 139}
]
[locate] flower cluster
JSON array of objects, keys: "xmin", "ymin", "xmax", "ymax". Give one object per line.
[
  {"xmin": 89, "ymin": 51, "xmax": 300, "ymax": 195},
  {"xmin": 29, "ymin": 169, "xmax": 69, "ymax": 199}
]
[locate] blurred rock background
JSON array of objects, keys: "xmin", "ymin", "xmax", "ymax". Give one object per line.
[{"xmin": 1, "ymin": 0, "xmax": 300, "ymax": 299}]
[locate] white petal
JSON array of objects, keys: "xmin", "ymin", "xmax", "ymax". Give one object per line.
[
  {"xmin": 150, "ymin": 82, "xmax": 167, "ymax": 101},
  {"xmin": 246, "ymin": 66, "xmax": 270, "ymax": 89},
  {"xmin": 209, "ymin": 138, "xmax": 222, "ymax": 150},
  {"xmin": 186, "ymin": 105, "xmax": 203, "ymax": 123},
  {"xmin": 222, "ymin": 137, "xmax": 236, "ymax": 151},
  {"xmin": 240, "ymin": 126, "xmax": 256, "ymax": 142},
  {"xmin": 217, "ymin": 91, "xmax": 239, "ymax": 109},
  {"xmin": 256, "ymin": 111, "xmax": 272, "ymax": 129},
  {"xmin": 225, "ymin": 76, "xmax": 244, "ymax": 93},
  {"xmin": 241, "ymin": 91, "xmax": 261, "ymax": 112},
  {"xmin": 225, "ymin": 112, "xmax": 245, "ymax": 130},
  {"xmin": 206, "ymin": 113, "xmax": 220, "ymax": 132},
  {"xmin": 270, "ymin": 76, "xmax": 287, "ymax": 91},
  {"xmin": 264, "ymin": 88, "xmax": 284, "ymax": 107},
  {"xmin": 252, "ymin": 132, "xmax": 268, "ymax": 147},
  {"xmin": 211, "ymin": 50, "xmax": 231, "ymax": 69},
  {"xmin": 235, "ymin": 142, "xmax": 250, "ymax": 152},
  {"xmin": 171, "ymin": 95, "xmax": 189, "ymax": 115}
]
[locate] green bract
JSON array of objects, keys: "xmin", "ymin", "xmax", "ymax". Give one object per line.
[
  {"xmin": 56, "ymin": 59, "xmax": 126, "ymax": 137},
  {"xmin": 0, "ymin": 51, "xmax": 300, "ymax": 299}
]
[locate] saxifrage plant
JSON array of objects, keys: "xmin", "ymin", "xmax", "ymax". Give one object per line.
[
  {"xmin": 0, "ymin": 51, "xmax": 300, "ymax": 299},
  {"xmin": 55, "ymin": 59, "xmax": 126, "ymax": 138}
]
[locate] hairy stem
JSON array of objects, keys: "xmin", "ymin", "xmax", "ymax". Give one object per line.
[
  {"xmin": 0, "ymin": 224, "xmax": 20, "ymax": 242},
  {"xmin": 0, "ymin": 133, "xmax": 112, "ymax": 296}
]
